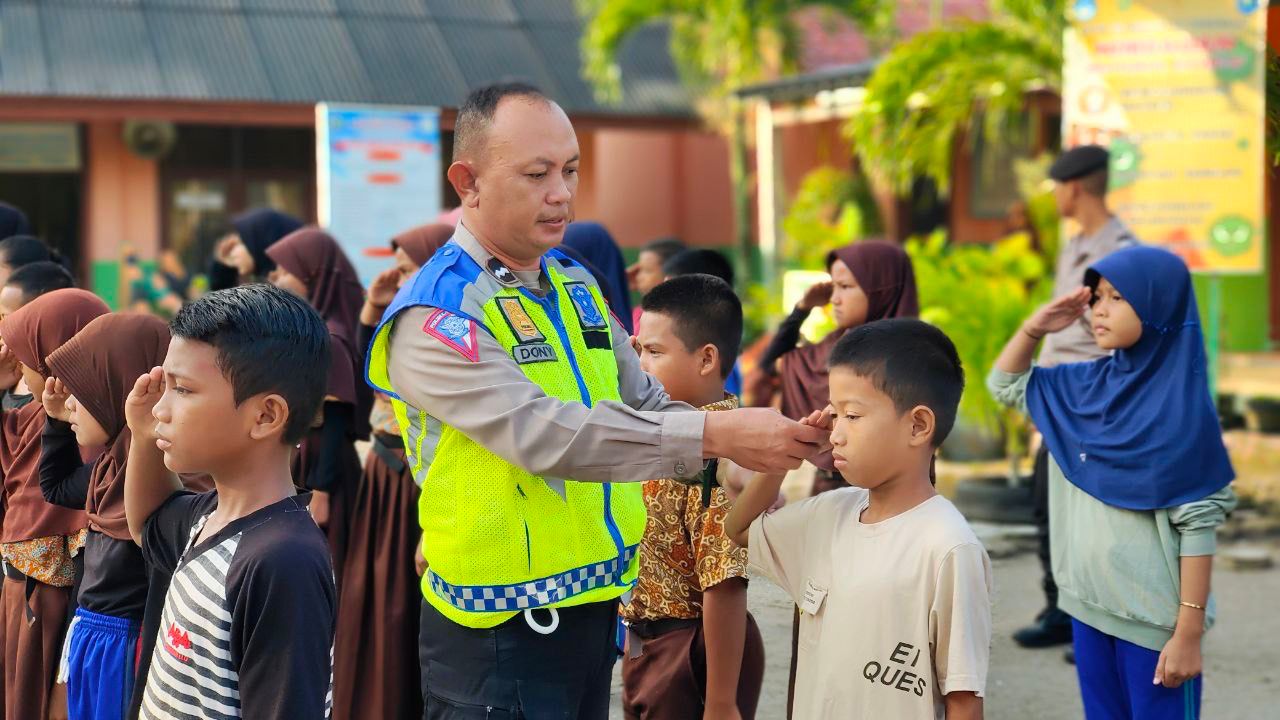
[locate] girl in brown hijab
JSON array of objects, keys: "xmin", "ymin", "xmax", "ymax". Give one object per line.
[
  {"xmin": 266, "ymin": 228, "xmax": 372, "ymax": 582},
  {"xmin": 40, "ymin": 314, "xmax": 169, "ymax": 720},
  {"xmin": 759, "ymin": 240, "xmax": 919, "ymax": 490},
  {"xmin": 0, "ymin": 288, "xmax": 108, "ymax": 720},
  {"xmin": 330, "ymin": 223, "xmax": 450, "ymax": 720}
]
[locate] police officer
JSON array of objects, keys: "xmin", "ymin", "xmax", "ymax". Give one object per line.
[
  {"xmin": 1015, "ymin": 144, "xmax": 1138, "ymax": 652},
  {"xmin": 366, "ymin": 83, "xmax": 828, "ymax": 718}
]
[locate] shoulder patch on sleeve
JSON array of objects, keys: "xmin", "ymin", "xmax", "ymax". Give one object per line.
[{"xmin": 422, "ymin": 308, "xmax": 480, "ymax": 362}]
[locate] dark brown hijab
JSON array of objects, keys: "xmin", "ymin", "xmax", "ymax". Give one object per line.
[
  {"xmin": 392, "ymin": 223, "xmax": 453, "ymax": 267},
  {"xmin": 47, "ymin": 314, "xmax": 170, "ymax": 541},
  {"xmin": 779, "ymin": 241, "xmax": 919, "ymax": 470},
  {"xmin": 0, "ymin": 289, "xmax": 109, "ymax": 542},
  {"xmin": 267, "ymin": 228, "xmax": 372, "ymax": 438}
]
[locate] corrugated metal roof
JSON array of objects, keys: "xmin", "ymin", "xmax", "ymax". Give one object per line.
[
  {"xmin": 0, "ymin": 0, "xmax": 691, "ymax": 117},
  {"xmin": 0, "ymin": 2, "xmax": 49, "ymax": 94}
]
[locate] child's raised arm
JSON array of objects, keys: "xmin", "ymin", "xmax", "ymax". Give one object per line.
[
  {"xmin": 124, "ymin": 368, "xmax": 182, "ymax": 546},
  {"xmin": 723, "ymin": 466, "xmax": 786, "ymax": 547},
  {"xmin": 994, "ymin": 287, "xmax": 1093, "ymax": 375}
]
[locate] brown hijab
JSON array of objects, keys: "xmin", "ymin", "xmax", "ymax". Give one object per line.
[
  {"xmin": 267, "ymin": 228, "xmax": 372, "ymax": 438},
  {"xmin": 0, "ymin": 289, "xmax": 109, "ymax": 542},
  {"xmin": 47, "ymin": 314, "xmax": 170, "ymax": 541},
  {"xmin": 778, "ymin": 241, "xmax": 919, "ymax": 471},
  {"xmin": 392, "ymin": 223, "xmax": 453, "ymax": 267}
]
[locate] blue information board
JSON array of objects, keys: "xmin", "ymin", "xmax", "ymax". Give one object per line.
[{"xmin": 317, "ymin": 103, "xmax": 443, "ymax": 284}]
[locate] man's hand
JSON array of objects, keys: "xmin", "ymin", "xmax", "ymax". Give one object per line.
[
  {"xmin": 704, "ymin": 408, "xmax": 828, "ymax": 475},
  {"xmin": 125, "ymin": 368, "xmax": 165, "ymax": 442},
  {"xmin": 42, "ymin": 377, "xmax": 72, "ymax": 423}
]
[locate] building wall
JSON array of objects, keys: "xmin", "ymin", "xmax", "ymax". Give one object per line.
[
  {"xmin": 84, "ymin": 120, "xmax": 160, "ymax": 306},
  {"xmin": 585, "ymin": 127, "xmax": 735, "ymax": 249}
]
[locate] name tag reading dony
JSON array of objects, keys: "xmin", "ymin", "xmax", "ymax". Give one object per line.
[{"xmin": 800, "ymin": 578, "xmax": 827, "ymax": 615}]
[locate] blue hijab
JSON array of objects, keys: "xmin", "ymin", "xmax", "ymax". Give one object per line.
[
  {"xmin": 1026, "ymin": 246, "xmax": 1233, "ymax": 510},
  {"xmin": 562, "ymin": 222, "xmax": 634, "ymax": 334}
]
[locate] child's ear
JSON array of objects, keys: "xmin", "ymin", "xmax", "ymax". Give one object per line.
[
  {"xmin": 699, "ymin": 343, "xmax": 720, "ymax": 378},
  {"xmin": 247, "ymin": 393, "xmax": 291, "ymax": 442},
  {"xmin": 906, "ymin": 405, "xmax": 936, "ymax": 448}
]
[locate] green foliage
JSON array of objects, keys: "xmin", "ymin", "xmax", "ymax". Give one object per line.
[
  {"xmin": 906, "ymin": 231, "xmax": 1050, "ymax": 452},
  {"xmin": 578, "ymin": 1, "xmax": 891, "ymax": 124},
  {"xmin": 779, "ymin": 166, "xmax": 882, "ymax": 271},
  {"xmin": 848, "ymin": 0, "xmax": 1066, "ymax": 193}
]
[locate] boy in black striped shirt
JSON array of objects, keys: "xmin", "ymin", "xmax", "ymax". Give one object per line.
[{"xmin": 123, "ymin": 285, "xmax": 337, "ymax": 720}]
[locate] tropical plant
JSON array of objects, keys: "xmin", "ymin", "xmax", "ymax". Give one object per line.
[
  {"xmin": 906, "ymin": 230, "xmax": 1051, "ymax": 466},
  {"xmin": 578, "ymin": 1, "xmax": 893, "ymax": 280},
  {"xmin": 780, "ymin": 166, "xmax": 882, "ymax": 271},
  {"xmin": 848, "ymin": 0, "xmax": 1066, "ymax": 194},
  {"xmin": 1268, "ymin": 49, "xmax": 1280, "ymax": 167}
]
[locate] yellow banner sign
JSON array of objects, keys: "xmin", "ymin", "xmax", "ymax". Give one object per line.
[{"xmin": 1063, "ymin": 0, "xmax": 1267, "ymax": 274}]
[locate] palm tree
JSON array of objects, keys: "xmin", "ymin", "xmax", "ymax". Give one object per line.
[
  {"xmin": 848, "ymin": 0, "xmax": 1066, "ymax": 194},
  {"xmin": 578, "ymin": 0, "xmax": 891, "ymax": 277}
]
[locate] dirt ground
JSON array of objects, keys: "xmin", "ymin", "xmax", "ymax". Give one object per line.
[{"xmin": 608, "ymin": 537, "xmax": 1280, "ymax": 719}]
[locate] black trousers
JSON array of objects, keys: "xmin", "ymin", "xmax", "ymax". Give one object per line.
[
  {"xmin": 1032, "ymin": 444, "xmax": 1059, "ymax": 611},
  {"xmin": 419, "ymin": 599, "xmax": 619, "ymax": 719}
]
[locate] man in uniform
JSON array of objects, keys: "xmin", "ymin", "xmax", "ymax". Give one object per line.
[
  {"xmin": 366, "ymin": 83, "xmax": 828, "ymax": 718},
  {"xmin": 1014, "ymin": 144, "xmax": 1138, "ymax": 651}
]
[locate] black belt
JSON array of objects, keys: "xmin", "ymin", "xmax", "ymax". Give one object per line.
[
  {"xmin": 4, "ymin": 562, "xmax": 44, "ymax": 624},
  {"xmin": 627, "ymin": 617, "xmax": 699, "ymax": 641},
  {"xmin": 372, "ymin": 434, "xmax": 407, "ymax": 475}
]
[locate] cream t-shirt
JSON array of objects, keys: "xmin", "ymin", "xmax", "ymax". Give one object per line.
[{"xmin": 749, "ymin": 488, "xmax": 992, "ymax": 720}]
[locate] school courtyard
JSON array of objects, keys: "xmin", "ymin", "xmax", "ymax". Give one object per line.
[{"xmin": 609, "ymin": 526, "xmax": 1280, "ymax": 719}]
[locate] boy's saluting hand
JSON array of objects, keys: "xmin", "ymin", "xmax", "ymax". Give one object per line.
[{"xmin": 124, "ymin": 367, "xmax": 165, "ymax": 443}]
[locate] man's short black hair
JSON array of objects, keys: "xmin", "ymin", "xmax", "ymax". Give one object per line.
[
  {"xmin": 453, "ymin": 81, "xmax": 550, "ymax": 163},
  {"xmin": 828, "ymin": 319, "xmax": 964, "ymax": 448},
  {"xmin": 642, "ymin": 237, "xmax": 686, "ymax": 264},
  {"xmin": 641, "ymin": 274, "xmax": 742, "ymax": 379},
  {"xmin": 5, "ymin": 261, "xmax": 74, "ymax": 300},
  {"xmin": 169, "ymin": 284, "xmax": 330, "ymax": 444},
  {"xmin": 0, "ymin": 235, "xmax": 52, "ymax": 268},
  {"xmin": 663, "ymin": 248, "xmax": 735, "ymax": 287},
  {"xmin": 1079, "ymin": 168, "xmax": 1108, "ymax": 197}
]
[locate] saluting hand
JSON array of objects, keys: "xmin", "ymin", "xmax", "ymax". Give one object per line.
[
  {"xmin": 1023, "ymin": 287, "xmax": 1093, "ymax": 338},
  {"xmin": 125, "ymin": 367, "xmax": 165, "ymax": 442},
  {"xmin": 42, "ymin": 377, "xmax": 72, "ymax": 423},
  {"xmin": 367, "ymin": 267, "xmax": 401, "ymax": 309},
  {"xmin": 0, "ymin": 342, "xmax": 20, "ymax": 391},
  {"xmin": 797, "ymin": 280, "xmax": 833, "ymax": 311}
]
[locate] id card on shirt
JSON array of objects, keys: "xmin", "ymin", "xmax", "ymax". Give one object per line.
[{"xmin": 801, "ymin": 578, "xmax": 827, "ymax": 615}]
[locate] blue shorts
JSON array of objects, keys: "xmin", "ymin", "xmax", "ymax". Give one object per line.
[
  {"xmin": 1072, "ymin": 619, "xmax": 1202, "ymax": 720},
  {"xmin": 63, "ymin": 608, "xmax": 141, "ymax": 720}
]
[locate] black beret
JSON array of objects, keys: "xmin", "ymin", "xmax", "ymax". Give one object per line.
[{"xmin": 1048, "ymin": 145, "xmax": 1109, "ymax": 181}]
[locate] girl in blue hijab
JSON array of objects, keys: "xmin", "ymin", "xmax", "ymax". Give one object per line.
[
  {"xmin": 988, "ymin": 245, "xmax": 1235, "ymax": 720},
  {"xmin": 562, "ymin": 222, "xmax": 634, "ymax": 334}
]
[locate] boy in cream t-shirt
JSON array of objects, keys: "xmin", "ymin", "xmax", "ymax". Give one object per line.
[{"xmin": 726, "ymin": 319, "xmax": 993, "ymax": 719}]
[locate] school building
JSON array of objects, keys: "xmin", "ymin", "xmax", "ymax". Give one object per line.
[{"xmin": 0, "ymin": 0, "xmax": 735, "ymax": 306}]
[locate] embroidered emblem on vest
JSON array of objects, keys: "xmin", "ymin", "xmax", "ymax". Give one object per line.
[
  {"xmin": 565, "ymin": 282, "xmax": 606, "ymax": 330},
  {"xmin": 497, "ymin": 297, "xmax": 546, "ymax": 344},
  {"xmin": 423, "ymin": 309, "xmax": 479, "ymax": 362}
]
